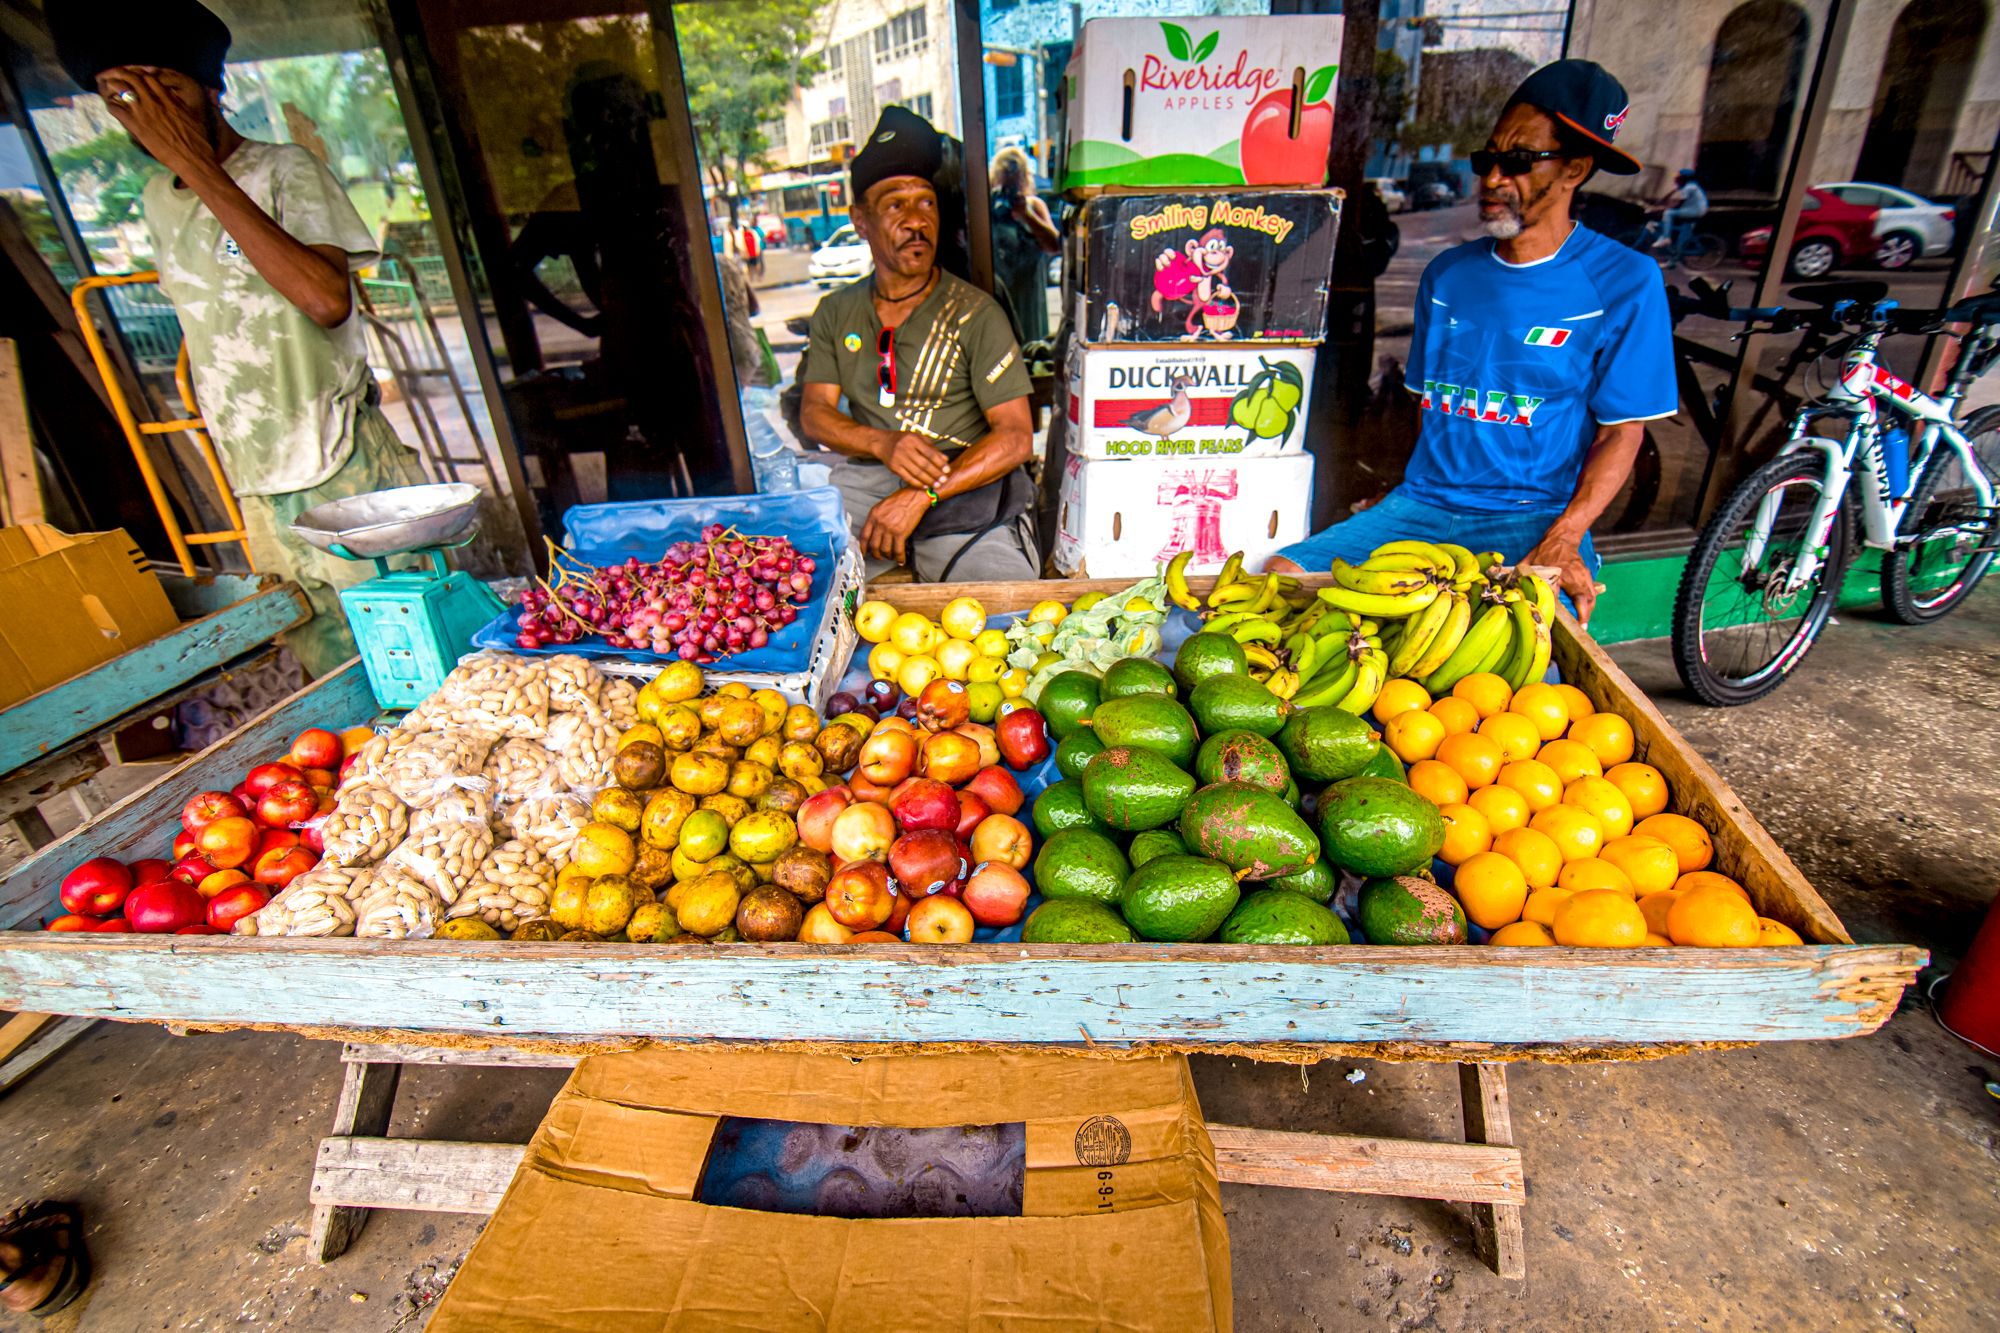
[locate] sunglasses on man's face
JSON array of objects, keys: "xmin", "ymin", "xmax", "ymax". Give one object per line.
[
  {"xmin": 877, "ymin": 327, "xmax": 896, "ymax": 406},
  {"xmin": 1470, "ymin": 148, "xmax": 1566, "ymax": 178}
]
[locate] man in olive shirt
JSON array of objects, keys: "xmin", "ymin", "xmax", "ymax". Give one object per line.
[{"xmin": 801, "ymin": 108, "xmax": 1038, "ymax": 580}]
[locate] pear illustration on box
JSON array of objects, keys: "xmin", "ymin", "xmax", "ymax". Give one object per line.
[{"xmin": 1060, "ymin": 16, "xmax": 1344, "ymax": 192}]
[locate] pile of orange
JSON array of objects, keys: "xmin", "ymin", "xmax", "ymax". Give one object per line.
[{"xmin": 1374, "ymin": 672, "xmax": 1804, "ymax": 950}]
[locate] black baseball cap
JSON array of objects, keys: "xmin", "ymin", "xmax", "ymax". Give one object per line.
[
  {"xmin": 850, "ymin": 106, "xmax": 945, "ymax": 206},
  {"xmin": 1505, "ymin": 59, "xmax": 1641, "ymax": 176},
  {"xmin": 51, "ymin": 0, "xmax": 233, "ymax": 92}
]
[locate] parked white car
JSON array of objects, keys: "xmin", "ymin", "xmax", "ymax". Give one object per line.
[
  {"xmin": 808, "ymin": 225, "xmax": 873, "ymax": 288},
  {"xmin": 1368, "ymin": 177, "xmax": 1408, "ymax": 214},
  {"xmin": 1814, "ymin": 182, "xmax": 1956, "ymax": 270}
]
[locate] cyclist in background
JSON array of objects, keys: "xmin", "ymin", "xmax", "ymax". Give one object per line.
[{"xmin": 1641, "ymin": 169, "xmax": 1710, "ymax": 267}]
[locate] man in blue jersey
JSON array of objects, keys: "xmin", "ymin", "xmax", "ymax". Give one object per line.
[{"xmin": 1272, "ymin": 61, "xmax": 1674, "ymax": 626}]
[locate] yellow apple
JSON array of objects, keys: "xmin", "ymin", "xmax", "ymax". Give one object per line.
[
  {"xmin": 935, "ymin": 638, "xmax": 978, "ymax": 681},
  {"xmin": 854, "ymin": 600, "xmax": 899, "ymax": 643},
  {"xmin": 967, "ymin": 656, "xmax": 1006, "ymax": 684},
  {"xmin": 998, "ymin": 667, "xmax": 1030, "ymax": 698},
  {"xmin": 896, "ymin": 653, "xmax": 942, "ymax": 696},
  {"xmin": 889, "ymin": 612, "xmax": 940, "ymax": 656},
  {"xmin": 973, "ymin": 628, "xmax": 1010, "ymax": 658},
  {"xmin": 1028, "ymin": 599, "xmax": 1068, "ymax": 626},
  {"xmin": 940, "ymin": 596, "xmax": 987, "ymax": 641},
  {"xmin": 867, "ymin": 641, "xmax": 905, "ymax": 682}
]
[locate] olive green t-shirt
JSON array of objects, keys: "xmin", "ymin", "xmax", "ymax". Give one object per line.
[{"xmin": 804, "ymin": 271, "xmax": 1031, "ymax": 451}]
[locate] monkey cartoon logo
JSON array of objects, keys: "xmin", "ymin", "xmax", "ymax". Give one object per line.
[{"xmin": 1151, "ymin": 228, "xmax": 1237, "ymax": 340}]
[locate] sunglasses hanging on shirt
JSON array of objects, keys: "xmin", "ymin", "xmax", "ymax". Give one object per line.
[{"xmin": 877, "ymin": 327, "xmax": 896, "ymax": 407}]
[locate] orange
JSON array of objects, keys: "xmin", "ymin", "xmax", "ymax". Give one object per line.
[
  {"xmin": 1437, "ymin": 803, "xmax": 1494, "ymax": 866},
  {"xmin": 1757, "ymin": 917, "xmax": 1804, "ymax": 946},
  {"xmin": 1643, "ymin": 932, "xmax": 1674, "ymax": 947},
  {"xmin": 1553, "ymin": 888, "xmax": 1648, "ymax": 947},
  {"xmin": 1384, "ymin": 710, "xmax": 1447, "ymax": 764},
  {"xmin": 1496, "ymin": 759, "xmax": 1563, "ymax": 811},
  {"xmin": 1373, "ymin": 677, "xmax": 1432, "ymax": 724},
  {"xmin": 1667, "ymin": 883, "xmax": 1759, "ymax": 947},
  {"xmin": 1435, "ymin": 732, "xmax": 1504, "ymax": 791},
  {"xmin": 1522, "ymin": 884, "xmax": 1574, "ymax": 926},
  {"xmin": 1492, "ymin": 827, "xmax": 1563, "ymax": 890},
  {"xmin": 1558, "ymin": 857, "xmax": 1634, "ymax": 896},
  {"xmin": 1538, "ymin": 738, "xmax": 1604, "ymax": 786},
  {"xmin": 1468, "ymin": 783, "xmax": 1531, "ymax": 835},
  {"xmin": 1508, "ymin": 682, "xmax": 1571, "ymax": 741},
  {"xmin": 1529, "ymin": 804, "xmax": 1606, "ymax": 863},
  {"xmin": 1453, "ymin": 851, "xmax": 1529, "ymax": 929},
  {"xmin": 1552, "ymin": 682, "xmax": 1595, "ymax": 721},
  {"xmin": 1489, "ymin": 920, "xmax": 1554, "ymax": 946},
  {"xmin": 1605, "ymin": 762, "xmax": 1671, "ymax": 820},
  {"xmin": 1562, "ymin": 775, "xmax": 1635, "ymax": 839},
  {"xmin": 1636, "ymin": 889, "xmax": 1680, "ymax": 936},
  {"xmin": 1408, "ymin": 759, "xmax": 1470, "ymax": 807},
  {"xmin": 1633, "ymin": 813, "xmax": 1714, "ymax": 873},
  {"xmin": 1568, "ymin": 712, "xmax": 1637, "ymax": 768},
  {"xmin": 1599, "ymin": 835, "xmax": 1680, "ymax": 894},
  {"xmin": 1427, "ymin": 696, "xmax": 1481, "ymax": 737},
  {"xmin": 1675, "ymin": 870, "xmax": 1749, "ymax": 901},
  {"xmin": 1478, "ymin": 712, "xmax": 1543, "ymax": 763},
  {"xmin": 1451, "ymin": 672, "xmax": 1513, "ymax": 719}
]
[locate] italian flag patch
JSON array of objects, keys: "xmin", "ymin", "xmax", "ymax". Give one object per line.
[{"xmin": 1524, "ymin": 326, "xmax": 1571, "ymax": 346}]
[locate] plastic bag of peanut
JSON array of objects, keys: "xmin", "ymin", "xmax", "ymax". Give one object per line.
[
  {"xmin": 602, "ymin": 676, "xmax": 640, "ymax": 732},
  {"xmin": 405, "ymin": 652, "xmax": 551, "ymax": 739},
  {"xmin": 544, "ymin": 653, "xmax": 602, "ymax": 715},
  {"xmin": 339, "ymin": 731, "xmax": 392, "ymax": 790},
  {"xmin": 504, "ymin": 792, "xmax": 591, "ymax": 865},
  {"xmin": 320, "ymin": 784, "xmax": 410, "ymax": 867},
  {"xmin": 545, "ymin": 706, "xmax": 618, "ymax": 790},
  {"xmin": 447, "ymin": 838, "xmax": 555, "ymax": 931},
  {"xmin": 381, "ymin": 730, "xmax": 499, "ymax": 810},
  {"xmin": 386, "ymin": 785, "xmax": 495, "ymax": 905},
  {"xmin": 486, "ymin": 737, "xmax": 561, "ymax": 805},
  {"xmin": 355, "ymin": 864, "xmax": 443, "ymax": 939},
  {"xmin": 234, "ymin": 864, "xmax": 375, "ymax": 938}
]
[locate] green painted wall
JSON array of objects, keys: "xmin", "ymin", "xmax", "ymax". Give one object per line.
[{"xmin": 1593, "ymin": 549, "xmax": 1887, "ymax": 644}]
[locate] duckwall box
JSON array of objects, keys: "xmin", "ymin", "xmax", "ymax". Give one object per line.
[{"xmin": 1066, "ymin": 344, "xmax": 1318, "ymax": 460}]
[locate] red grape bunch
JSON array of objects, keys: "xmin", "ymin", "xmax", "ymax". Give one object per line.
[{"xmin": 513, "ymin": 525, "xmax": 816, "ymax": 662}]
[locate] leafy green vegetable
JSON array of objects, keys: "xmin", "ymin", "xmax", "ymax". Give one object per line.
[{"xmin": 1006, "ymin": 575, "xmax": 1171, "ymax": 701}]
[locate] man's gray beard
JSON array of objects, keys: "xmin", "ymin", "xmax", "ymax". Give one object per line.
[{"xmin": 1482, "ymin": 211, "xmax": 1524, "ymax": 240}]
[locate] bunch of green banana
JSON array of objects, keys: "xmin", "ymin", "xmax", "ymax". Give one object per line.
[{"xmin": 1227, "ymin": 357, "xmax": 1306, "ymax": 444}]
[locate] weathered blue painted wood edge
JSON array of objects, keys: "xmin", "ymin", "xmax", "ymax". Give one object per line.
[{"xmin": 0, "ymin": 578, "xmax": 312, "ymax": 774}]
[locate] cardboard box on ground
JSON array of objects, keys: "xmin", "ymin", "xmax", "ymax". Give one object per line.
[
  {"xmin": 0, "ymin": 525, "xmax": 178, "ymax": 710},
  {"xmin": 429, "ymin": 1047, "xmax": 1231, "ymax": 1331},
  {"xmin": 1055, "ymin": 450, "xmax": 1314, "ymax": 578}
]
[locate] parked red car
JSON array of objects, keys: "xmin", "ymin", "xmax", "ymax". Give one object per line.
[{"xmin": 1739, "ymin": 188, "xmax": 1882, "ymax": 279}]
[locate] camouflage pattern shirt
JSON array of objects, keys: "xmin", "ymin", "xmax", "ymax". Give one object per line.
[{"xmin": 143, "ymin": 140, "xmax": 381, "ymax": 496}]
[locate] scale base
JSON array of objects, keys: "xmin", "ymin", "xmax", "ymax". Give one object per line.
[{"xmin": 340, "ymin": 568, "xmax": 506, "ymax": 709}]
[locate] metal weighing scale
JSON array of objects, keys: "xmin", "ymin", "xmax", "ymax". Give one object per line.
[{"xmin": 292, "ymin": 483, "xmax": 507, "ymax": 708}]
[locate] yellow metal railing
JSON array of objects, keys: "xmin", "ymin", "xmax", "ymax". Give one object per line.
[{"xmin": 70, "ymin": 272, "xmax": 254, "ymax": 576}]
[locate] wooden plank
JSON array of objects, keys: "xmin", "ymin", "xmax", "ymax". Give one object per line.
[
  {"xmin": 310, "ymin": 1057, "xmax": 402, "ymax": 1262},
  {"xmin": 0, "ymin": 1011, "xmax": 54, "ymax": 1062},
  {"xmin": 0, "ymin": 1015, "xmax": 94, "ymax": 1095},
  {"xmin": 0, "ymin": 339, "xmax": 41, "ymax": 526},
  {"xmin": 0, "ymin": 745, "xmax": 108, "ymax": 825},
  {"xmin": 1207, "ymin": 1123, "xmax": 1522, "ymax": 1205},
  {"xmin": 1459, "ymin": 1063, "xmax": 1526, "ymax": 1280},
  {"xmin": 0, "ymin": 579, "xmax": 313, "ymax": 775},
  {"xmin": 160, "ymin": 573, "xmax": 282, "ymax": 621},
  {"xmin": 312, "ymin": 1136, "xmax": 521, "ymax": 1216},
  {"xmin": 0, "ymin": 662, "xmax": 377, "ymax": 930},
  {"xmin": 341, "ymin": 1041, "xmax": 580, "ymax": 1069},
  {"xmin": 0, "ymin": 937, "xmax": 1922, "ymax": 1046}
]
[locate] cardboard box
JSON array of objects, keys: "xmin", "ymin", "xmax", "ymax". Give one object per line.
[
  {"xmin": 1060, "ymin": 16, "xmax": 1344, "ymax": 193},
  {"xmin": 429, "ymin": 1047, "xmax": 1231, "ymax": 1331},
  {"xmin": 1067, "ymin": 343, "xmax": 1317, "ymax": 460},
  {"xmin": 1072, "ymin": 190, "xmax": 1340, "ymax": 344},
  {"xmin": 1055, "ymin": 452, "xmax": 1314, "ymax": 578},
  {"xmin": 0, "ymin": 525, "xmax": 178, "ymax": 711}
]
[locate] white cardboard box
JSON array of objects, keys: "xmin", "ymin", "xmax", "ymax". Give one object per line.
[
  {"xmin": 1066, "ymin": 343, "xmax": 1316, "ymax": 460},
  {"xmin": 1060, "ymin": 16, "xmax": 1344, "ymax": 194},
  {"xmin": 1054, "ymin": 452, "xmax": 1315, "ymax": 578}
]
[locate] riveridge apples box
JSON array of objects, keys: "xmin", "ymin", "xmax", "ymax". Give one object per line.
[
  {"xmin": 1067, "ymin": 343, "xmax": 1316, "ymax": 459},
  {"xmin": 1071, "ymin": 190, "xmax": 1339, "ymax": 344},
  {"xmin": 1060, "ymin": 15, "xmax": 1343, "ymax": 194},
  {"xmin": 0, "ymin": 524, "xmax": 177, "ymax": 710},
  {"xmin": 428, "ymin": 1047, "xmax": 1231, "ymax": 1331},
  {"xmin": 1055, "ymin": 451, "xmax": 1314, "ymax": 578}
]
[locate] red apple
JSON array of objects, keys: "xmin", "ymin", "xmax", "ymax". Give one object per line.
[
  {"xmin": 300, "ymin": 767, "xmax": 337, "ymax": 790},
  {"xmin": 1239, "ymin": 83, "xmax": 1334, "ymax": 187},
  {"xmin": 338, "ymin": 751, "xmax": 365, "ymax": 785},
  {"xmin": 46, "ymin": 913, "xmax": 102, "ymax": 932},
  {"xmin": 889, "ymin": 777, "xmax": 958, "ymax": 834},
  {"xmin": 798, "ymin": 903, "xmax": 855, "ymax": 944},
  {"xmin": 825, "ymin": 860, "xmax": 894, "ymax": 930},
  {"xmin": 172, "ymin": 829, "xmax": 198, "ymax": 860},
  {"xmin": 872, "ymin": 715, "xmax": 916, "ymax": 737},
  {"xmin": 845, "ymin": 771, "xmax": 896, "ymax": 805},
  {"xmin": 954, "ymin": 723, "xmax": 1000, "ymax": 771},
  {"xmin": 962, "ymin": 766, "xmax": 1024, "ymax": 817},
  {"xmin": 94, "ymin": 918, "xmax": 133, "ymax": 933},
  {"xmin": 197, "ymin": 867, "xmax": 252, "ymax": 900},
  {"xmin": 59, "ymin": 857, "xmax": 133, "ymax": 917},
  {"xmin": 196, "ymin": 816, "xmax": 259, "ymax": 870},
  {"xmin": 256, "ymin": 828, "xmax": 301, "ymax": 859},
  {"xmin": 954, "ymin": 789, "xmax": 992, "ymax": 840},
  {"xmin": 290, "ymin": 727, "xmax": 344, "ymax": 771},
  {"xmin": 857, "ymin": 728, "xmax": 919, "ymax": 786},
  {"xmin": 170, "ymin": 852, "xmax": 215, "ymax": 885},
  {"xmin": 962, "ymin": 861, "xmax": 1031, "ymax": 927},
  {"xmin": 906, "ymin": 894, "xmax": 976, "ymax": 943},
  {"xmin": 256, "ymin": 780, "xmax": 319, "ymax": 830},
  {"xmin": 918, "ymin": 731, "xmax": 982, "ymax": 786},
  {"xmin": 125, "ymin": 879, "xmax": 207, "ymax": 933},
  {"xmin": 182, "ymin": 790, "xmax": 247, "ymax": 835},
  {"xmin": 887, "ymin": 829, "xmax": 967, "ymax": 900},
  {"xmin": 916, "ymin": 679, "xmax": 971, "ymax": 733},
  {"xmin": 969, "ymin": 813, "xmax": 1033, "ymax": 869},
  {"xmin": 242, "ymin": 761, "xmax": 306, "ymax": 801},
  {"xmin": 995, "ymin": 706, "xmax": 1051, "ymax": 769},
  {"xmin": 796, "ymin": 787, "xmax": 854, "ymax": 854},
  {"xmin": 849, "ymin": 930, "xmax": 901, "ymax": 943},
  {"xmin": 206, "ymin": 883, "xmax": 271, "ymax": 932},
  {"xmin": 129, "ymin": 858, "xmax": 173, "ymax": 886},
  {"xmin": 884, "ymin": 890, "xmax": 912, "ymax": 934},
  {"xmin": 174, "ymin": 924, "xmax": 223, "ymax": 935},
  {"xmin": 829, "ymin": 801, "xmax": 897, "ymax": 864},
  {"xmin": 297, "ymin": 814, "xmax": 327, "ymax": 856},
  {"xmin": 231, "ymin": 784, "xmax": 255, "ymax": 813},
  {"xmin": 253, "ymin": 844, "xmax": 318, "ymax": 889}
]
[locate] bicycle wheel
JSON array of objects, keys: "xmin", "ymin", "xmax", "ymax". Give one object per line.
[
  {"xmin": 1672, "ymin": 452, "xmax": 1853, "ymax": 706},
  {"xmin": 1681, "ymin": 233, "xmax": 1725, "ymax": 273},
  {"xmin": 1880, "ymin": 410, "xmax": 1999, "ymax": 623}
]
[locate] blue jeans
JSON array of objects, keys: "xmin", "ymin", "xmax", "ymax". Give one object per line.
[{"xmin": 1641, "ymin": 208, "xmax": 1701, "ymax": 261}]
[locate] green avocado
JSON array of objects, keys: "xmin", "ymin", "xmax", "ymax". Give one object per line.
[
  {"xmin": 1087, "ymin": 695, "xmax": 1199, "ymax": 769},
  {"xmin": 1317, "ymin": 777, "xmax": 1446, "ymax": 878},
  {"xmin": 1358, "ymin": 874, "xmax": 1467, "ymax": 944},
  {"xmin": 1264, "ymin": 856, "xmax": 1336, "ymax": 905},
  {"xmin": 1276, "ymin": 705, "xmax": 1381, "ymax": 784},
  {"xmin": 1178, "ymin": 782, "xmax": 1320, "ymax": 880},
  {"xmin": 1037, "ymin": 671, "xmax": 1102, "ymax": 740},
  {"xmin": 1081, "ymin": 746, "xmax": 1197, "ymax": 831},
  {"xmin": 1194, "ymin": 729, "xmax": 1290, "ymax": 794},
  {"xmin": 1220, "ymin": 889, "xmax": 1349, "ymax": 945},
  {"xmin": 1100, "ymin": 656, "xmax": 1179, "ymax": 701},
  {"xmin": 1357, "ymin": 742, "xmax": 1406, "ymax": 783},
  {"xmin": 1031, "ymin": 779, "xmax": 1109, "ymax": 839},
  {"xmin": 1032, "ymin": 828, "xmax": 1131, "ymax": 905},
  {"xmin": 1020, "ymin": 899, "xmax": 1136, "ymax": 943},
  {"xmin": 1054, "ymin": 730, "xmax": 1106, "ymax": 781},
  {"xmin": 1187, "ymin": 674, "xmax": 1292, "ymax": 739},
  {"xmin": 1119, "ymin": 855, "xmax": 1241, "ymax": 942},
  {"xmin": 1128, "ymin": 828, "xmax": 1190, "ymax": 868},
  {"xmin": 1173, "ymin": 631, "xmax": 1249, "ymax": 694}
]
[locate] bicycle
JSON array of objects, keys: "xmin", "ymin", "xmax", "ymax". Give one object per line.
[
  {"xmin": 1670, "ymin": 287, "xmax": 2000, "ymax": 706},
  {"xmin": 1637, "ymin": 213, "xmax": 1725, "ymax": 272}
]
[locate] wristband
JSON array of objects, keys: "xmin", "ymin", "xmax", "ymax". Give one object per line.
[{"xmin": 924, "ymin": 487, "xmax": 940, "ymax": 508}]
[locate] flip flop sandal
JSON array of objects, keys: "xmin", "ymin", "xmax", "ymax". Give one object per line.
[{"xmin": 0, "ymin": 1200, "xmax": 91, "ymax": 1318}]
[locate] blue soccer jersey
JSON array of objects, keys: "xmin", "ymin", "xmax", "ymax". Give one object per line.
[{"xmin": 1398, "ymin": 224, "xmax": 1677, "ymax": 512}]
